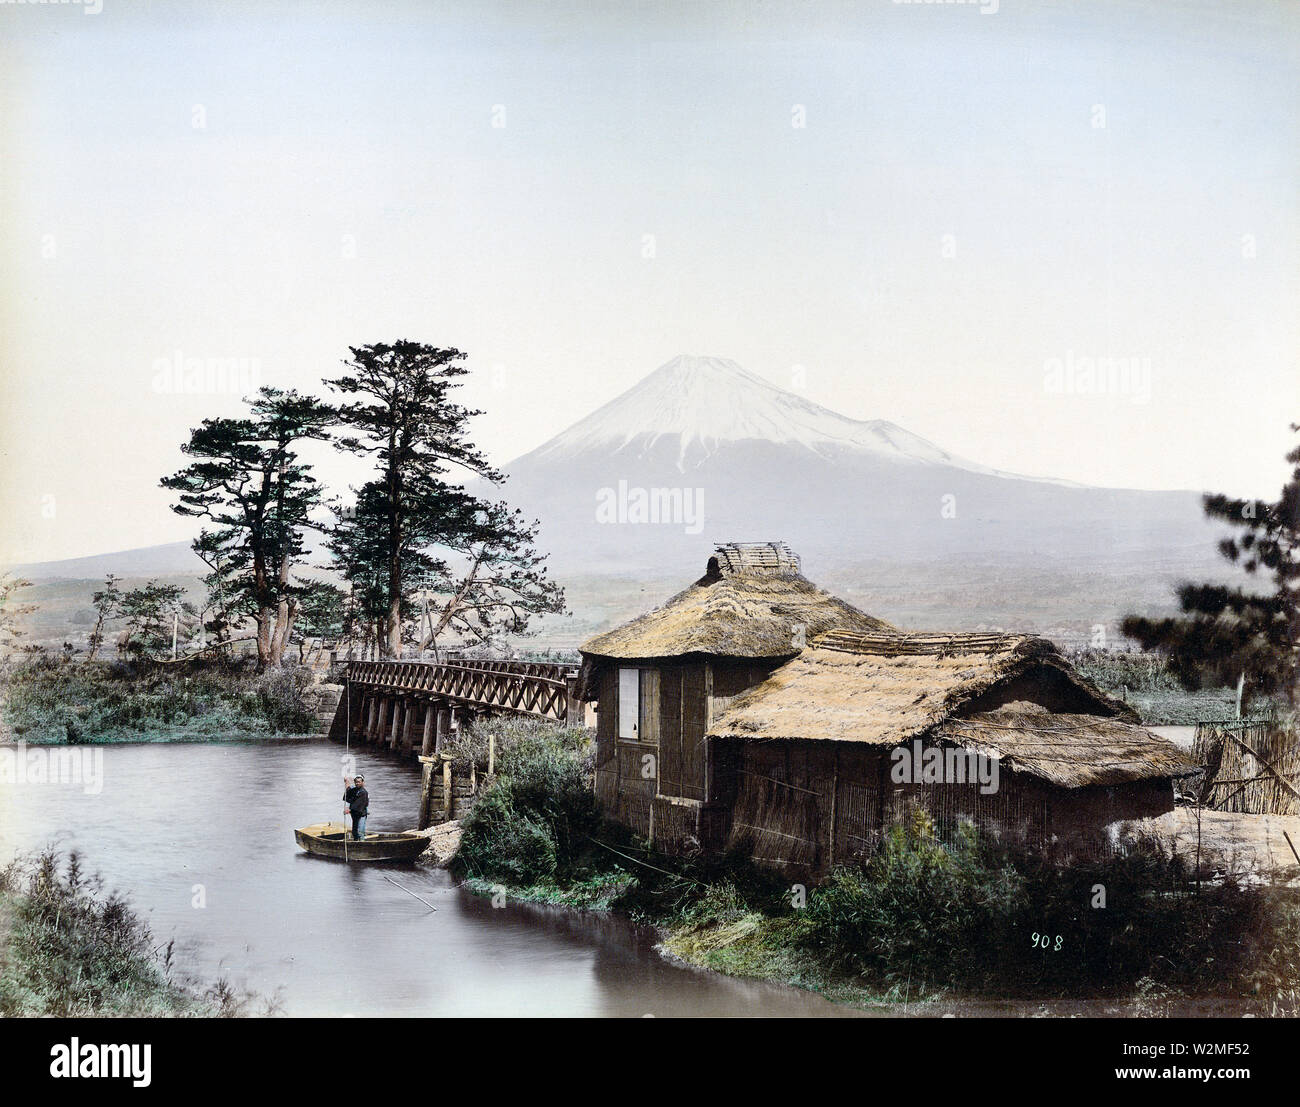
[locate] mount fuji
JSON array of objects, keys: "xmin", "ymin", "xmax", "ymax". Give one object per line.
[
  {"xmin": 527, "ymin": 354, "xmax": 1016, "ymax": 477},
  {"xmin": 495, "ymin": 355, "xmax": 1227, "ymax": 640}
]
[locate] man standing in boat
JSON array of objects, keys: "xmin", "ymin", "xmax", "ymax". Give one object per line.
[{"xmin": 343, "ymin": 774, "xmax": 369, "ymax": 840}]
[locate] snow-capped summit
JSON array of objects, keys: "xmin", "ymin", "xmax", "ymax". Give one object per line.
[
  {"xmin": 527, "ymin": 354, "xmax": 997, "ymax": 474},
  {"xmin": 491, "ymin": 352, "xmax": 1216, "ymax": 600}
]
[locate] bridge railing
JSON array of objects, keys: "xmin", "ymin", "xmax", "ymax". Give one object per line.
[{"xmin": 346, "ymin": 659, "xmax": 580, "ymax": 723}]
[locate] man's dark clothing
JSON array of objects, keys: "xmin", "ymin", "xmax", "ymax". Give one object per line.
[
  {"xmin": 343, "ymin": 784, "xmax": 369, "ymax": 817},
  {"xmin": 344, "ymin": 784, "xmax": 370, "ymax": 840}
]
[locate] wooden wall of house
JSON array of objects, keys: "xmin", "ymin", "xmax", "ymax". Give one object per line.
[
  {"xmin": 593, "ymin": 667, "xmax": 620, "ymax": 817},
  {"xmin": 1049, "ymin": 777, "xmax": 1173, "ymax": 836},
  {"xmin": 592, "ymin": 656, "xmax": 780, "ymax": 850},
  {"xmin": 718, "ymin": 738, "xmax": 1173, "ymax": 875}
]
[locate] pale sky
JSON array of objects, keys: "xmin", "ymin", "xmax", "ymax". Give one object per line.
[{"xmin": 1, "ymin": 0, "xmax": 1296, "ymax": 563}]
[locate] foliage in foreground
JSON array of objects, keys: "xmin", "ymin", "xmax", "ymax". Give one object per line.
[
  {"xmin": 0, "ymin": 850, "xmax": 270, "ymax": 1017},
  {"xmin": 452, "ymin": 734, "xmax": 1300, "ymax": 1011},
  {"xmin": 451, "ymin": 723, "xmax": 602, "ymax": 887},
  {"xmin": 0, "ymin": 655, "xmax": 315, "ymax": 742},
  {"xmin": 798, "ymin": 812, "xmax": 1299, "ymax": 1004}
]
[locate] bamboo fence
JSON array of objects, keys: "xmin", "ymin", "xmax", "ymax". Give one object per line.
[{"xmin": 1193, "ymin": 720, "xmax": 1300, "ymax": 816}]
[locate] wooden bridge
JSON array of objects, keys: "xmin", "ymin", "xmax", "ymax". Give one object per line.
[{"xmin": 328, "ymin": 658, "xmax": 584, "ymax": 757}]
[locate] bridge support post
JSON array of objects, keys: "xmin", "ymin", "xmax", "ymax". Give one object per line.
[
  {"xmin": 417, "ymin": 756, "xmax": 435, "ymax": 831},
  {"xmin": 435, "ymin": 706, "xmax": 450, "ymax": 754},
  {"xmin": 400, "ymin": 700, "xmax": 416, "ymax": 751},
  {"xmin": 389, "ymin": 699, "xmax": 403, "ymax": 748},
  {"xmin": 420, "ymin": 701, "xmax": 436, "ymax": 757}
]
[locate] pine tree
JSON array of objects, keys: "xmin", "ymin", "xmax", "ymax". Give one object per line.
[
  {"xmin": 119, "ymin": 581, "xmax": 196, "ymax": 659},
  {"xmin": 418, "ymin": 498, "xmax": 566, "ymax": 656},
  {"xmin": 193, "ymin": 529, "xmax": 241, "ymax": 655},
  {"xmin": 161, "ymin": 387, "xmax": 332, "ymax": 668},
  {"xmin": 327, "ymin": 478, "xmax": 566, "ymax": 658},
  {"xmin": 1122, "ymin": 424, "xmax": 1299, "ymax": 712},
  {"xmin": 326, "ymin": 341, "xmax": 501, "ymax": 657},
  {"xmin": 293, "ymin": 580, "xmax": 347, "ymax": 663}
]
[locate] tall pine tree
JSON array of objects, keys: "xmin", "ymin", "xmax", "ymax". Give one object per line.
[
  {"xmin": 162, "ymin": 387, "xmax": 332, "ymax": 668},
  {"xmin": 327, "ymin": 341, "xmax": 564, "ymax": 657},
  {"xmin": 327, "ymin": 342, "xmax": 499, "ymax": 657}
]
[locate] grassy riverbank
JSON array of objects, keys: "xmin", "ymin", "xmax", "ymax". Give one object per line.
[
  {"xmin": 0, "ymin": 656, "xmax": 316, "ymax": 743},
  {"xmin": 450, "ymin": 724, "xmax": 1300, "ymax": 1016},
  {"xmin": 0, "ymin": 850, "xmax": 266, "ymax": 1016}
]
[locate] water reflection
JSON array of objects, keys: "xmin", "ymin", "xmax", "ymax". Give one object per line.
[{"xmin": 0, "ymin": 741, "xmax": 855, "ymax": 1017}]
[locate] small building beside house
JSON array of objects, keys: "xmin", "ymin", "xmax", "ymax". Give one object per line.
[{"xmin": 578, "ymin": 542, "xmax": 1196, "ymax": 873}]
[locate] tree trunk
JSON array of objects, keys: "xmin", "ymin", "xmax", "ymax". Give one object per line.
[
  {"xmin": 269, "ymin": 598, "xmax": 290, "ymax": 666},
  {"xmin": 386, "ymin": 532, "xmax": 402, "ymax": 659},
  {"xmin": 256, "ymin": 607, "xmax": 274, "ymax": 670},
  {"xmin": 268, "ymin": 597, "xmax": 300, "ymax": 667},
  {"xmin": 87, "ymin": 614, "xmax": 104, "ymax": 662},
  {"xmin": 385, "ymin": 599, "xmax": 402, "ymax": 659}
]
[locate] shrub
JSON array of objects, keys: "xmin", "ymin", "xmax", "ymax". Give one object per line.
[
  {"xmin": 799, "ymin": 811, "xmax": 1300, "ymax": 1002},
  {"xmin": 801, "ymin": 811, "xmax": 1022, "ymax": 990},
  {"xmin": 0, "ymin": 850, "xmax": 199, "ymax": 1016},
  {"xmin": 0, "ymin": 656, "xmax": 314, "ymax": 741},
  {"xmin": 452, "ymin": 725, "xmax": 603, "ymax": 887}
]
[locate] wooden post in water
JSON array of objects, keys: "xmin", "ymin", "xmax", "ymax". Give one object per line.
[
  {"xmin": 435, "ymin": 706, "xmax": 449, "ymax": 754},
  {"xmin": 488, "ymin": 734, "xmax": 495, "ymax": 777},
  {"xmin": 420, "ymin": 700, "xmax": 435, "ymax": 756},
  {"xmin": 443, "ymin": 758, "xmax": 454, "ymax": 823},
  {"xmin": 401, "ymin": 701, "xmax": 416, "ymax": 751},
  {"xmin": 417, "ymin": 756, "xmax": 435, "ymax": 831}
]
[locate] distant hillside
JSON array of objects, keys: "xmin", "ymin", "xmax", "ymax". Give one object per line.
[{"xmin": 9, "ymin": 541, "xmax": 206, "ymax": 582}]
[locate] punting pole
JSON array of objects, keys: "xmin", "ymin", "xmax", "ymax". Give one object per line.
[{"xmin": 383, "ymin": 874, "xmax": 436, "ymax": 911}]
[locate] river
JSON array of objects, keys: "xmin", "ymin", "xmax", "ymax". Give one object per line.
[{"xmin": 0, "ymin": 740, "xmax": 858, "ymax": 1017}]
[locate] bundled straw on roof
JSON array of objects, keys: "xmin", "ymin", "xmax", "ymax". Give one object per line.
[
  {"xmin": 579, "ymin": 542, "xmax": 891, "ymax": 663},
  {"xmin": 707, "ymin": 632, "xmax": 1194, "ymax": 788},
  {"xmin": 708, "ymin": 541, "xmax": 802, "ymax": 577},
  {"xmin": 935, "ymin": 702, "xmax": 1198, "ymax": 788}
]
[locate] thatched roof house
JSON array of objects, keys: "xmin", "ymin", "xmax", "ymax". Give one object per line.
[
  {"xmin": 580, "ymin": 544, "xmax": 1196, "ymax": 872},
  {"xmin": 580, "ymin": 542, "xmax": 891, "ymax": 843},
  {"xmin": 580, "ymin": 541, "xmax": 890, "ymax": 665}
]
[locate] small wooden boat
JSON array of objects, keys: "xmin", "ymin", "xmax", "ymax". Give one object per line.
[{"xmin": 294, "ymin": 822, "xmax": 429, "ymax": 862}]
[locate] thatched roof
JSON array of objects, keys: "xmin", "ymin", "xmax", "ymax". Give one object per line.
[
  {"xmin": 708, "ymin": 631, "xmax": 1195, "ymax": 787},
  {"xmin": 934, "ymin": 702, "xmax": 1197, "ymax": 787},
  {"xmin": 578, "ymin": 542, "xmax": 892, "ymax": 665}
]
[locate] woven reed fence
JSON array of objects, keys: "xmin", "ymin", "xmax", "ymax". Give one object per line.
[{"xmin": 1193, "ymin": 720, "xmax": 1300, "ymax": 816}]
